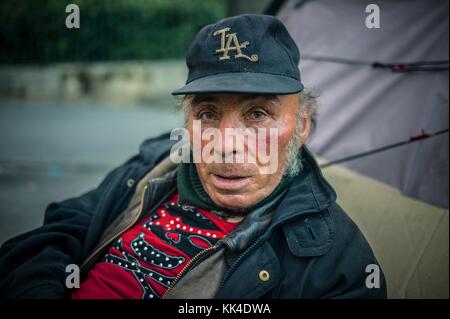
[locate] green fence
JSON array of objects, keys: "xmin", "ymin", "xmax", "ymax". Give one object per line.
[{"xmin": 0, "ymin": 0, "xmax": 227, "ymax": 64}]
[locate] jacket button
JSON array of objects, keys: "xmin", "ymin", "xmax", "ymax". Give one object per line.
[
  {"xmin": 126, "ymin": 178, "xmax": 135, "ymax": 187},
  {"xmin": 259, "ymin": 270, "xmax": 270, "ymax": 282}
]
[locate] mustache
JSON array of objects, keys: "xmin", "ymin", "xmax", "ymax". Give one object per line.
[{"xmin": 207, "ymin": 163, "xmax": 258, "ymax": 177}]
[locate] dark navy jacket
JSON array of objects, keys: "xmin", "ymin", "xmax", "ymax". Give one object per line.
[{"xmin": 0, "ymin": 132, "xmax": 387, "ymax": 299}]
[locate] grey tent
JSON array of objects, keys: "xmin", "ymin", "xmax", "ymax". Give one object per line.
[{"xmin": 271, "ymin": 0, "xmax": 449, "ymax": 298}]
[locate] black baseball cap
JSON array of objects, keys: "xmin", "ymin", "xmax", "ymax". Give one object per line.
[{"xmin": 172, "ymin": 14, "xmax": 304, "ymax": 96}]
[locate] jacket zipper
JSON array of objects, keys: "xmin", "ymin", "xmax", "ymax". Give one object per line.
[
  {"xmin": 219, "ymin": 236, "xmax": 265, "ymax": 289},
  {"xmin": 80, "ymin": 183, "xmax": 150, "ymax": 270},
  {"xmin": 162, "ymin": 241, "xmax": 223, "ymax": 298}
]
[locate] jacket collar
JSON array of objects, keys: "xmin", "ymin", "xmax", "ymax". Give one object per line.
[
  {"xmin": 139, "ymin": 136, "xmax": 337, "ymax": 257},
  {"xmin": 138, "ymin": 135, "xmax": 337, "ymax": 225},
  {"xmin": 269, "ymin": 145, "xmax": 337, "ymax": 228},
  {"xmin": 139, "ymin": 132, "xmax": 176, "ymax": 167}
]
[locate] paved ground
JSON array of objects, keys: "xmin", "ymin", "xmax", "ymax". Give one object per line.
[{"xmin": 0, "ymin": 102, "xmax": 183, "ymax": 244}]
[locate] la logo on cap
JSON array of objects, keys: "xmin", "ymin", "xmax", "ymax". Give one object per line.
[{"xmin": 213, "ymin": 27, "xmax": 258, "ymax": 62}]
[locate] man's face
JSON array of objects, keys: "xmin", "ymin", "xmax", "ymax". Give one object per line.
[{"xmin": 186, "ymin": 93, "xmax": 310, "ymax": 211}]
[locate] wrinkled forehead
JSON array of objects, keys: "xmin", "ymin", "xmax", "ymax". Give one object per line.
[{"xmin": 189, "ymin": 93, "xmax": 281, "ymax": 107}]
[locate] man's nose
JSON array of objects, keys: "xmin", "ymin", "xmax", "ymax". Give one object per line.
[{"xmin": 217, "ymin": 115, "xmax": 245, "ymax": 160}]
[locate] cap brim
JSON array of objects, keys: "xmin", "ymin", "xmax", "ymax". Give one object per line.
[{"xmin": 171, "ymin": 72, "xmax": 303, "ymax": 96}]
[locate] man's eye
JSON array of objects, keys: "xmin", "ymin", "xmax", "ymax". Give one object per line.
[
  {"xmin": 248, "ymin": 110, "xmax": 267, "ymax": 121},
  {"xmin": 200, "ymin": 112, "xmax": 217, "ymax": 121}
]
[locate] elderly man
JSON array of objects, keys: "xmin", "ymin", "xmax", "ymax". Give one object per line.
[{"xmin": 0, "ymin": 14, "xmax": 386, "ymax": 299}]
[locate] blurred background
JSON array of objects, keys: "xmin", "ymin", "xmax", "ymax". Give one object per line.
[
  {"xmin": 0, "ymin": 0, "xmax": 448, "ymax": 298},
  {"xmin": 0, "ymin": 0, "xmax": 271, "ymax": 245}
]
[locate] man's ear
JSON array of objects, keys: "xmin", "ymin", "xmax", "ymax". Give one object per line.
[{"xmin": 297, "ymin": 113, "xmax": 312, "ymax": 147}]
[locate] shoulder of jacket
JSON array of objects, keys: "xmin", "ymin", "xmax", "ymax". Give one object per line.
[{"xmin": 137, "ymin": 131, "xmax": 176, "ymax": 165}]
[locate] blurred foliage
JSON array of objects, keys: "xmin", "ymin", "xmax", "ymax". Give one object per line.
[{"xmin": 0, "ymin": 0, "xmax": 226, "ymax": 64}]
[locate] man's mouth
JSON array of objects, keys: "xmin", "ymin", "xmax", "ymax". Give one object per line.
[{"xmin": 210, "ymin": 174, "xmax": 251, "ymax": 190}]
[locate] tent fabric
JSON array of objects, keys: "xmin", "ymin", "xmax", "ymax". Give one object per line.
[
  {"xmin": 321, "ymin": 160, "xmax": 448, "ymax": 299},
  {"xmin": 278, "ymin": 0, "xmax": 449, "ymax": 208}
]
